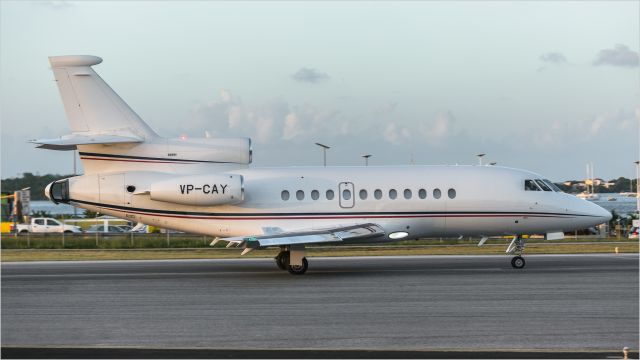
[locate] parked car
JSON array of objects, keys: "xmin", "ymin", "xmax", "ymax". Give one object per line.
[
  {"xmin": 86, "ymin": 225, "xmax": 126, "ymax": 234},
  {"xmin": 629, "ymin": 227, "xmax": 638, "ymax": 240},
  {"xmin": 14, "ymin": 218, "xmax": 82, "ymax": 234},
  {"xmin": 116, "ymin": 225, "xmax": 133, "ymax": 232}
]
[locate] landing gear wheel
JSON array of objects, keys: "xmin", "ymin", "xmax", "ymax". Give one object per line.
[
  {"xmin": 275, "ymin": 251, "xmax": 289, "ymax": 271},
  {"xmin": 287, "ymin": 257, "xmax": 308, "ymax": 275},
  {"xmin": 511, "ymin": 256, "xmax": 525, "ymax": 269}
]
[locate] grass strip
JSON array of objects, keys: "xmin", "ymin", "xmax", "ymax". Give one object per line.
[{"xmin": 1, "ymin": 242, "xmax": 637, "ymax": 262}]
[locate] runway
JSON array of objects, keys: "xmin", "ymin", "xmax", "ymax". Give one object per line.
[{"xmin": 2, "ymin": 254, "xmax": 638, "ymax": 355}]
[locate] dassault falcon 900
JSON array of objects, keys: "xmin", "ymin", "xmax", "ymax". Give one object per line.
[{"xmin": 35, "ymin": 55, "xmax": 612, "ymax": 274}]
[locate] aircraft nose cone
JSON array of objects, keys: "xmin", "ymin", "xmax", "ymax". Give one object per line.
[{"xmin": 589, "ymin": 201, "xmax": 612, "ymax": 223}]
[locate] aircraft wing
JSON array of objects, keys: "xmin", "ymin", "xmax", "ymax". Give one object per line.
[
  {"xmin": 29, "ymin": 133, "xmax": 143, "ymax": 150},
  {"xmin": 212, "ymin": 223, "xmax": 386, "ymax": 253}
]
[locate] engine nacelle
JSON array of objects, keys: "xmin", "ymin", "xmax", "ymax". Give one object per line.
[
  {"xmin": 167, "ymin": 137, "xmax": 252, "ymax": 164},
  {"xmin": 149, "ymin": 174, "xmax": 244, "ymax": 206}
]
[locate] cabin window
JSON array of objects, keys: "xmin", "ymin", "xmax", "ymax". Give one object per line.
[
  {"xmin": 47, "ymin": 219, "xmax": 59, "ymax": 226},
  {"xmin": 524, "ymin": 180, "xmax": 541, "ymax": 191},
  {"xmin": 342, "ymin": 189, "xmax": 352, "ymax": 200},
  {"xmin": 34, "ymin": 219, "xmax": 45, "ymax": 226},
  {"xmin": 281, "ymin": 190, "xmax": 290, "ymax": 201},
  {"xmin": 433, "ymin": 188, "xmax": 442, "ymax": 199},
  {"xmin": 359, "ymin": 189, "xmax": 368, "ymax": 200},
  {"xmin": 448, "ymin": 188, "xmax": 456, "ymax": 199},
  {"xmin": 403, "ymin": 189, "xmax": 412, "ymax": 199},
  {"xmin": 374, "ymin": 189, "xmax": 383, "ymax": 200},
  {"xmin": 326, "ymin": 189, "xmax": 335, "ymax": 200},
  {"xmin": 535, "ymin": 179, "xmax": 552, "ymax": 192},
  {"xmin": 389, "ymin": 189, "xmax": 397, "ymax": 200},
  {"xmin": 418, "ymin": 188, "xmax": 427, "ymax": 199},
  {"xmin": 544, "ymin": 179, "xmax": 562, "ymax": 192},
  {"xmin": 311, "ymin": 190, "xmax": 320, "ymax": 200},
  {"xmin": 296, "ymin": 190, "xmax": 305, "ymax": 200}
]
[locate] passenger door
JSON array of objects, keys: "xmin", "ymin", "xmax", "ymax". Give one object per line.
[{"xmin": 339, "ymin": 182, "xmax": 355, "ymax": 208}]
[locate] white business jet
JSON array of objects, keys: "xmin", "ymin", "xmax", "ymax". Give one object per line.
[{"xmin": 35, "ymin": 55, "xmax": 611, "ymax": 274}]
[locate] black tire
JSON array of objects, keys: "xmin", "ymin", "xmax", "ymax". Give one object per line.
[
  {"xmin": 275, "ymin": 251, "xmax": 289, "ymax": 270},
  {"xmin": 511, "ymin": 256, "xmax": 525, "ymax": 269},
  {"xmin": 287, "ymin": 257, "xmax": 308, "ymax": 275},
  {"xmin": 64, "ymin": 230, "xmax": 73, "ymax": 234},
  {"xmin": 19, "ymin": 230, "xmax": 28, "ymax": 235}
]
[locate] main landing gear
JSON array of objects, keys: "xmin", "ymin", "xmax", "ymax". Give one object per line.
[
  {"xmin": 507, "ymin": 235, "xmax": 527, "ymax": 269},
  {"xmin": 511, "ymin": 256, "xmax": 525, "ymax": 269},
  {"xmin": 275, "ymin": 246, "xmax": 308, "ymax": 275}
]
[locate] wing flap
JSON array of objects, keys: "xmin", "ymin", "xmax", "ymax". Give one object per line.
[
  {"xmin": 214, "ymin": 223, "xmax": 386, "ymax": 251},
  {"xmin": 30, "ymin": 133, "xmax": 144, "ymax": 150}
]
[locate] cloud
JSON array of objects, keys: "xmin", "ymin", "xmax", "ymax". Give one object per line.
[
  {"xmin": 383, "ymin": 122, "xmax": 411, "ymax": 145},
  {"xmin": 588, "ymin": 109, "xmax": 637, "ymax": 135},
  {"xmin": 32, "ymin": 1, "xmax": 74, "ymax": 9},
  {"xmin": 282, "ymin": 113, "xmax": 301, "ymax": 140},
  {"xmin": 291, "ymin": 68, "xmax": 330, "ymax": 83},
  {"xmin": 190, "ymin": 90, "xmax": 287, "ymax": 143},
  {"xmin": 531, "ymin": 108, "xmax": 637, "ymax": 147},
  {"xmin": 373, "ymin": 102, "xmax": 398, "ymax": 116},
  {"xmin": 593, "ymin": 44, "xmax": 639, "ymax": 67},
  {"xmin": 281, "ymin": 104, "xmax": 342, "ymax": 141},
  {"xmin": 420, "ymin": 111, "xmax": 456, "ymax": 144},
  {"xmin": 539, "ymin": 52, "xmax": 567, "ymax": 64},
  {"xmin": 191, "ymin": 90, "xmax": 347, "ymax": 144}
]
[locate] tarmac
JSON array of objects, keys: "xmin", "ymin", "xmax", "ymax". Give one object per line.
[{"xmin": 1, "ymin": 254, "xmax": 638, "ymax": 358}]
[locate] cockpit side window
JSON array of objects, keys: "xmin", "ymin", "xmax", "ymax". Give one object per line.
[
  {"xmin": 524, "ymin": 179, "xmax": 541, "ymax": 191},
  {"xmin": 534, "ymin": 179, "xmax": 552, "ymax": 191},
  {"xmin": 543, "ymin": 179, "xmax": 563, "ymax": 192}
]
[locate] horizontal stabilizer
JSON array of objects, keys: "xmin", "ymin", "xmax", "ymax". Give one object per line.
[{"xmin": 30, "ymin": 133, "xmax": 143, "ymax": 151}]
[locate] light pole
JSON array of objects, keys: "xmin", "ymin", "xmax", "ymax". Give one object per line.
[
  {"xmin": 315, "ymin": 143, "xmax": 330, "ymax": 166},
  {"xmin": 73, "ymin": 150, "xmax": 77, "ymax": 218},
  {"xmin": 635, "ymin": 161, "xmax": 639, "ymax": 213},
  {"xmin": 362, "ymin": 154, "xmax": 372, "ymax": 166},
  {"xmin": 476, "ymin": 153, "xmax": 486, "ymax": 165}
]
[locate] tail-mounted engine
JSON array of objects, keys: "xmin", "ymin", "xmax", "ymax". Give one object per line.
[{"xmin": 145, "ymin": 174, "xmax": 244, "ymax": 206}]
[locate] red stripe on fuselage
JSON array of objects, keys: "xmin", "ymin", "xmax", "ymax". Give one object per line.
[
  {"xmin": 96, "ymin": 208, "xmax": 570, "ymax": 220},
  {"xmin": 80, "ymin": 157, "xmax": 192, "ymax": 164}
]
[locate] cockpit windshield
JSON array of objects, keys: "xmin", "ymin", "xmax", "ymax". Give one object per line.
[
  {"xmin": 524, "ymin": 179, "xmax": 563, "ymax": 192},
  {"xmin": 543, "ymin": 179, "xmax": 563, "ymax": 192},
  {"xmin": 534, "ymin": 179, "xmax": 552, "ymax": 191},
  {"xmin": 524, "ymin": 180, "xmax": 541, "ymax": 191}
]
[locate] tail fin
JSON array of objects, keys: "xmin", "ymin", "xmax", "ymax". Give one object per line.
[{"xmin": 47, "ymin": 55, "xmax": 158, "ymax": 140}]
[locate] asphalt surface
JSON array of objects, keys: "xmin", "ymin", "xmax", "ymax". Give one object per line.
[{"xmin": 2, "ymin": 254, "xmax": 638, "ymax": 354}]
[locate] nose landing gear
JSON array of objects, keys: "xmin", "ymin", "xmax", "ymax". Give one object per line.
[
  {"xmin": 511, "ymin": 255, "xmax": 526, "ymax": 269},
  {"xmin": 507, "ymin": 235, "xmax": 527, "ymax": 269}
]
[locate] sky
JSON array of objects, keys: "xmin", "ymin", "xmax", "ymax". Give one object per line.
[{"xmin": 1, "ymin": 1, "xmax": 639, "ymax": 181}]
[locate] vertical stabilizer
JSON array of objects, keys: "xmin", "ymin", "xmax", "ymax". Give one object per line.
[{"xmin": 48, "ymin": 55, "xmax": 158, "ymax": 139}]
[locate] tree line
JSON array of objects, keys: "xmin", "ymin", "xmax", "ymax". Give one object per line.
[{"xmin": 1, "ymin": 173, "xmax": 73, "ymax": 201}]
